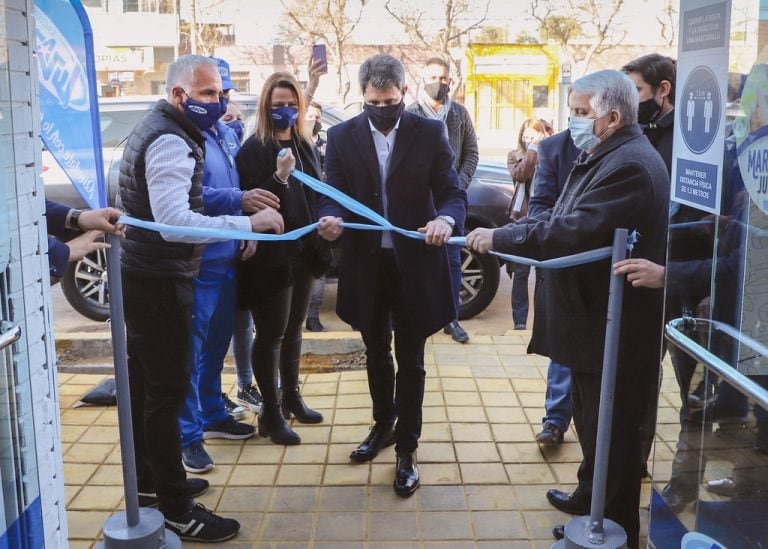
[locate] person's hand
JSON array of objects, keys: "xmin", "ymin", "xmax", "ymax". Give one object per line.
[
  {"xmin": 240, "ymin": 240, "xmax": 258, "ymax": 261},
  {"xmin": 77, "ymin": 207, "xmax": 125, "ymax": 237},
  {"xmin": 318, "ymin": 216, "xmax": 343, "ymax": 241},
  {"xmin": 249, "ymin": 207, "xmax": 284, "ymax": 234},
  {"xmin": 306, "ymin": 56, "xmax": 325, "ymax": 97},
  {"xmin": 466, "ymin": 227, "xmax": 495, "ymax": 254},
  {"xmin": 66, "ymin": 230, "xmax": 109, "ymax": 262},
  {"xmin": 418, "ymin": 218, "xmax": 452, "ymax": 246},
  {"xmin": 242, "ymin": 188, "xmax": 280, "ymax": 213},
  {"xmin": 276, "ymin": 148, "xmax": 295, "ymax": 182},
  {"xmin": 613, "ymin": 258, "xmax": 665, "ymax": 288}
]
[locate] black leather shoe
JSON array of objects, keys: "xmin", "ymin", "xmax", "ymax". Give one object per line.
[
  {"xmin": 393, "ymin": 451, "xmax": 419, "ymax": 497},
  {"xmin": 553, "ymin": 524, "xmax": 565, "ymax": 540},
  {"xmin": 349, "ymin": 423, "xmax": 396, "ymax": 462},
  {"xmin": 305, "ymin": 317, "xmax": 325, "ymax": 332},
  {"xmin": 443, "ymin": 320, "xmax": 469, "ymax": 343},
  {"xmin": 535, "ymin": 422, "xmax": 564, "ymax": 446},
  {"xmin": 546, "ymin": 489, "xmax": 590, "ymax": 515},
  {"xmin": 661, "ymin": 483, "xmax": 697, "ymax": 512}
]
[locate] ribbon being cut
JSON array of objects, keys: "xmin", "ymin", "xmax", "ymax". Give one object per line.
[{"xmin": 118, "ymin": 169, "xmax": 630, "ymax": 269}]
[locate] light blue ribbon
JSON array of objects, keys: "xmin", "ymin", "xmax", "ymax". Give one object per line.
[{"xmin": 118, "ymin": 169, "xmax": 636, "ymax": 269}]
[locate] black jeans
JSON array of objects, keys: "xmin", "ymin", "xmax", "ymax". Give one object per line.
[
  {"xmin": 571, "ymin": 369, "xmax": 653, "ymax": 549},
  {"xmin": 250, "ymin": 259, "xmax": 314, "ymax": 407},
  {"xmin": 511, "ymin": 263, "xmax": 531, "ymax": 326},
  {"xmin": 360, "ymin": 251, "xmax": 427, "ymax": 454},
  {"xmin": 123, "ymin": 272, "xmax": 192, "ymax": 517}
]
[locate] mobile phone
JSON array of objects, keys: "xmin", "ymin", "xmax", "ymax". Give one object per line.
[{"xmin": 312, "ymin": 44, "xmax": 328, "ymax": 75}]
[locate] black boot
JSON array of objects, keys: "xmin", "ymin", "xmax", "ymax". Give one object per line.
[
  {"xmin": 280, "ymin": 330, "xmax": 323, "ymax": 424},
  {"xmin": 258, "ymin": 404, "xmax": 301, "ymax": 445},
  {"xmin": 252, "ymin": 332, "xmax": 300, "ymax": 445},
  {"xmin": 282, "ymin": 387, "xmax": 323, "ymax": 424}
]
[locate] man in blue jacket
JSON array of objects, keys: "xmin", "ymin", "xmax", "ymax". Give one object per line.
[
  {"xmin": 177, "ymin": 101, "xmax": 275, "ymax": 474},
  {"xmin": 525, "ymin": 131, "xmax": 579, "ymax": 448}
]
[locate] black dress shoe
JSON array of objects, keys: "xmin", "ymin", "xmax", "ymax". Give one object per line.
[
  {"xmin": 546, "ymin": 489, "xmax": 590, "ymax": 515},
  {"xmin": 553, "ymin": 524, "xmax": 565, "ymax": 540},
  {"xmin": 443, "ymin": 320, "xmax": 469, "ymax": 343},
  {"xmin": 305, "ymin": 317, "xmax": 325, "ymax": 332},
  {"xmin": 393, "ymin": 451, "xmax": 419, "ymax": 497},
  {"xmin": 349, "ymin": 423, "xmax": 396, "ymax": 462}
]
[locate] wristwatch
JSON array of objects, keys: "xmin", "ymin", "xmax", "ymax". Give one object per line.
[
  {"xmin": 436, "ymin": 215, "xmax": 455, "ymax": 228},
  {"xmin": 67, "ymin": 209, "xmax": 82, "ymax": 230}
]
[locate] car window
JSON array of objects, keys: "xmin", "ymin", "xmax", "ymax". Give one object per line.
[{"xmin": 100, "ymin": 109, "xmax": 151, "ymax": 148}]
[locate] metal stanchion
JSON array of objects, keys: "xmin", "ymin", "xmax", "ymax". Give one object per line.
[
  {"xmin": 95, "ymin": 234, "xmax": 180, "ymax": 549},
  {"xmin": 553, "ymin": 228, "xmax": 629, "ymax": 549}
]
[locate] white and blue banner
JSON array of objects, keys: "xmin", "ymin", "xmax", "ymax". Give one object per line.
[
  {"xmin": 35, "ymin": 0, "xmax": 106, "ymax": 209},
  {"xmin": 670, "ymin": 0, "xmax": 731, "ymax": 214}
]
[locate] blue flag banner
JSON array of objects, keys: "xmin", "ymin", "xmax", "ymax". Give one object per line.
[{"xmin": 35, "ymin": 0, "xmax": 106, "ymax": 209}]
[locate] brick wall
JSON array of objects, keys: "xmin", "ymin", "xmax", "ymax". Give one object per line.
[{"xmin": 2, "ymin": 0, "xmax": 67, "ymax": 545}]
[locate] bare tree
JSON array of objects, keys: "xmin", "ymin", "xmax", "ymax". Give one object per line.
[
  {"xmin": 383, "ymin": 0, "xmax": 491, "ymax": 97},
  {"xmin": 177, "ymin": 0, "xmax": 228, "ymax": 56},
  {"xmin": 656, "ymin": 0, "xmax": 677, "ymax": 47},
  {"xmin": 529, "ymin": 0, "xmax": 628, "ymax": 77},
  {"xmin": 278, "ymin": 0, "xmax": 368, "ymax": 104}
]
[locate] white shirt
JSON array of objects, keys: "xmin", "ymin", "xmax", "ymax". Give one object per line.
[
  {"xmin": 368, "ymin": 118, "xmax": 400, "ymax": 248},
  {"xmin": 144, "ymin": 134, "xmax": 252, "ymax": 243}
]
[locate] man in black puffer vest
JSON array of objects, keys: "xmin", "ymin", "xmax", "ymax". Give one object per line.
[{"xmin": 117, "ymin": 54, "xmax": 283, "ymax": 543}]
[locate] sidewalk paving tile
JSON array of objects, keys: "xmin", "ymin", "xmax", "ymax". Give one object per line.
[{"xmin": 62, "ymin": 331, "xmax": 669, "ymax": 546}]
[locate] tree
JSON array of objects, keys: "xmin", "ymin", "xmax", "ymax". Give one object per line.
[
  {"xmin": 278, "ymin": 0, "xmax": 369, "ymax": 104},
  {"xmin": 529, "ymin": 0, "xmax": 628, "ymax": 77},
  {"xmin": 383, "ymin": 0, "xmax": 491, "ymax": 97},
  {"xmin": 656, "ymin": 0, "xmax": 677, "ymax": 47},
  {"xmin": 176, "ymin": 0, "xmax": 228, "ymax": 56},
  {"xmin": 474, "ymin": 25, "xmax": 508, "ymax": 44}
]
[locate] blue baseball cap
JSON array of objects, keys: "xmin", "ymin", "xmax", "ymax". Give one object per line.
[{"xmin": 211, "ymin": 56, "xmax": 237, "ymax": 92}]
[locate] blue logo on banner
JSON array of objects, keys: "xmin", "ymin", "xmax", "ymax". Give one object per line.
[
  {"xmin": 35, "ymin": 0, "xmax": 106, "ymax": 209},
  {"xmin": 680, "ymin": 65, "xmax": 721, "ymax": 154}
]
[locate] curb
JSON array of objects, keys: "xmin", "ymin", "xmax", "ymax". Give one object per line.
[{"xmin": 55, "ymin": 330, "xmax": 366, "ymax": 363}]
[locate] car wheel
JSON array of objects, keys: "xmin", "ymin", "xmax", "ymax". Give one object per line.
[
  {"xmin": 458, "ymin": 246, "xmax": 500, "ymax": 320},
  {"xmin": 61, "ymin": 248, "xmax": 110, "ymax": 321}
]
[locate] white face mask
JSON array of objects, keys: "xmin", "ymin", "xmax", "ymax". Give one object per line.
[{"xmin": 568, "ymin": 116, "xmax": 602, "ymax": 151}]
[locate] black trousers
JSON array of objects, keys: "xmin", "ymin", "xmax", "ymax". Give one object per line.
[
  {"xmin": 250, "ymin": 259, "xmax": 315, "ymax": 407},
  {"xmin": 360, "ymin": 251, "xmax": 427, "ymax": 454},
  {"xmin": 123, "ymin": 272, "xmax": 192, "ymax": 517},
  {"xmin": 571, "ymin": 368, "xmax": 654, "ymax": 549}
]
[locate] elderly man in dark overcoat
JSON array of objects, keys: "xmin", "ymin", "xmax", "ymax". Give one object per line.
[
  {"xmin": 468, "ymin": 69, "xmax": 669, "ymax": 548},
  {"xmin": 317, "ymin": 53, "xmax": 467, "ymax": 497}
]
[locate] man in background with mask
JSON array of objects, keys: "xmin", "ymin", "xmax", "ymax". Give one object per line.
[
  {"xmin": 406, "ymin": 57, "xmax": 478, "ymax": 343},
  {"xmin": 117, "ymin": 54, "xmax": 284, "ymax": 542},
  {"xmin": 318, "ymin": 53, "xmax": 466, "ymax": 497},
  {"xmin": 466, "ymin": 70, "xmax": 669, "ymax": 547},
  {"xmin": 305, "ymin": 100, "xmax": 329, "ymax": 332}
]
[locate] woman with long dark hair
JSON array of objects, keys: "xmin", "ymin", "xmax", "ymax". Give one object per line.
[{"xmin": 235, "ymin": 72, "xmax": 331, "ymax": 445}]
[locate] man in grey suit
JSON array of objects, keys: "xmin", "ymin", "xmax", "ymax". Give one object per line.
[{"xmin": 406, "ymin": 57, "xmax": 478, "ymax": 343}]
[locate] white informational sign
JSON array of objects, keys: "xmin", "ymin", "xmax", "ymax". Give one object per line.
[{"xmin": 671, "ymin": 0, "xmax": 732, "ymax": 214}]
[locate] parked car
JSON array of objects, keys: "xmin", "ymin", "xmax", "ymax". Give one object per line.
[{"xmin": 45, "ymin": 97, "xmax": 516, "ymax": 321}]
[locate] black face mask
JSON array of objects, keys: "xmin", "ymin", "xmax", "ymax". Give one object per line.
[
  {"xmin": 312, "ymin": 119, "xmax": 322, "ymax": 136},
  {"xmin": 637, "ymin": 97, "xmax": 661, "ymax": 125},
  {"xmin": 364, "ymin": 101, "xmax": 405, "ymax": 132},
  {"xmin": 424, "ymin": 81, "xmax": 449, "ymax": 102}
]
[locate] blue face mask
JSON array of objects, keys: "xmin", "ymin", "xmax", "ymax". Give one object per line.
[
  {"xmin": 271, "ymin": 106, "xmax": 298, "ymax": 130},
  {"xmin": 227, "ymin": 119, "xmax": 245, "ymax": 141},
  {"xmin": 181, "ymin": 92, "xmax": 224, "ymax": 131},
  {"xmin": 568, "ymin": 115, "xmax": 602, "ymax": 151}
]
